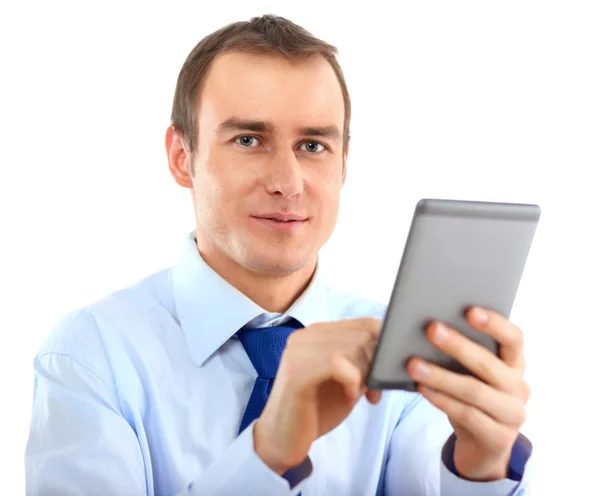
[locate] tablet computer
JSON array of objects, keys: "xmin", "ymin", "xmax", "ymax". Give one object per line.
[{"xmin": 366, "ymin": 198, "xmax": 541, "ymax": 391}]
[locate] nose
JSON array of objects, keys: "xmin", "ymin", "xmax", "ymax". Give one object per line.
[{"xmin": 263, "ymin": 148, "xmax": 304, "ymax": 198}]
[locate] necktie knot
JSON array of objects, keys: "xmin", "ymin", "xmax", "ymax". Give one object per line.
[{"xmin": 237, "ymin": 322, "xmax": 302, "ymax": 378}]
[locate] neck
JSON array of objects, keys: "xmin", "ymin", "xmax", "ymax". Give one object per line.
[{"xmin": 195, "ymin": 236, "xmax": 317, "ymax": 314}]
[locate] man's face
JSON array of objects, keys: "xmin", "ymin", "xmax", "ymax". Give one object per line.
[{"xmin": 182, "ymin": 51, "xmax": 347, "ymax": 276}]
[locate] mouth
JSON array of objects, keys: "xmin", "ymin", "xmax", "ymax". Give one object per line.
[{"xmin": 251, "ymin": 213, "xmax": 309, "ymax": 232}]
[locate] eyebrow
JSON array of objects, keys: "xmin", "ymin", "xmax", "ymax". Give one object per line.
[
  {"xmin": 301, "ymin": 125, "xmax": 341, "ymax": 141},
  {"xmin": 216, "ymin": 117, "xmax": 342, "ymax": 141}
]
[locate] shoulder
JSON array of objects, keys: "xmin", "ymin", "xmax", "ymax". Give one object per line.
[
  {"xmin": 36, "ymin": 267, "xmax": 175, "ymax": 370},
  {"xmin": 325, "ymin": 285, "xmax": 388, "ymax": 321}
]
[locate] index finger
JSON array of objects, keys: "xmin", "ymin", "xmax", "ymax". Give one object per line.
[
  {"xmin": 317, "ymin": 317, "xmax": 381, "ymax": 337},
  {"xmin": 466, "ymin": 307, "xmax": 525, "ymax": 369},
  {"xmin": 349, "ymin": 317, "xmax": 382, "ymax": 337}
]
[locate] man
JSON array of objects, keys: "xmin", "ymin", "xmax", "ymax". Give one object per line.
[{"xmin": 25, "ymin": 14, "xmax": 532, "ymax": 495}]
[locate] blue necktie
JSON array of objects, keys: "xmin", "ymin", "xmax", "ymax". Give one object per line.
[{"xmin": 238, "ymin": 320, "xmax": 304, "ymax": 434}]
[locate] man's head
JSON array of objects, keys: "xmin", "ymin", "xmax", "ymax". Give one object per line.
[{"xmin": 166, "ymin": 15, "xmax": 351, "ymax": 279}]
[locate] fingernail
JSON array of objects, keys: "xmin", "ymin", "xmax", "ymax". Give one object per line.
[
  {"xmin": 413, "ymin": 361, "xmax": 430, "ymax": 379},
  {"xmin": 433, "ymin": 323, "xmax": 449, "ymax": 343},
  {"xmin": 471, "ymin": 307, "xmax": 489, "ymax": 324}
]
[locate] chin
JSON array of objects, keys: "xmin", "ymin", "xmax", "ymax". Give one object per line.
[{"xmin": 240, "ymin": 243, "xmax": 314, "ymax": 275}]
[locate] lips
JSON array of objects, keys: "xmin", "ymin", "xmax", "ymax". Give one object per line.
[
  {"xmin": 253, "ymin": 213, "xmax": 308, "ymax": 222},
  {"xmin": 251, "ymin": 213, "xmax": 309, "ymax": 232}
]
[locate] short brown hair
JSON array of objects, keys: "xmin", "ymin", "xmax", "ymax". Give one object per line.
[{"xmin": 170, "ymin": 14, "xmax": 351, "ymax": 167}]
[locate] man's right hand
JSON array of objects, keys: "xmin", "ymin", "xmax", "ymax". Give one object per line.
[{"xmin": 253, "ymin": 317, "xmax": 383, "ymax": 475}]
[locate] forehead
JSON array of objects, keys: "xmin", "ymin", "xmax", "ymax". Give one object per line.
[{"xmin": 197, "ymin": 51, "xmax": 345, "ymax": 130}]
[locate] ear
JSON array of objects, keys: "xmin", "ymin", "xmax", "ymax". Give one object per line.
[
  {"xmin": 166, "ymin": 126, "xmax": 194, "ymax": 189},
  {"xmin": 341, "ymin": 136, "xmax": 350, "ymax": 186}
]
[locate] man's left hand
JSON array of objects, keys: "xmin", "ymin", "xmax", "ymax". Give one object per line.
[{"xmin": 406, "ymin": 307, "xmax": 530, "ymax": 481}]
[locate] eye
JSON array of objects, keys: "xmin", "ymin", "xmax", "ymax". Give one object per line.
[
  {"xmin": 300, "ymin": 141, "xmax": 326, "ymax": 153},
  {"xmin": 235, "ymin": 136, "xmax": 260, "ymax": 147}
]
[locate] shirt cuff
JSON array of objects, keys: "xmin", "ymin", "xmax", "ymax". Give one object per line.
[
  {"xmin": 246, "ymin": 420, "xmax": 313, "ymax": 492},
  {"xmin": 186, "ymin": 419, "xmax": 312, "ymax": 495},
  {"xmin": 440, "ymin": 461, "xmax": 522, "ymax": 496},
  {"xmin": 443, "ymin": 432, "xmax": 532, "ymax": 481}
]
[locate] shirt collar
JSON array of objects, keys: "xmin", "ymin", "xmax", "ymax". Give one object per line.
[{"xmin": 171, "ymin": 230, "xmax": 331, "ymax": 366}]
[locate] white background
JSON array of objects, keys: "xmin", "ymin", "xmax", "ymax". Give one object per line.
[{"xmin": 1, "ymin": 1, "xmax": 599, "ymax": 494}]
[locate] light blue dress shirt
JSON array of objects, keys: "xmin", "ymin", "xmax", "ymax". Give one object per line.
[{"xmin": 25, "ymin": 230, "xmax": 531, "ymax": 495}]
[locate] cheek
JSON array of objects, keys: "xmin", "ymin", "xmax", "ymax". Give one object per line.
[
  {"xmin": 325, "ymin": 193, "xmax": 341, "ymax": 221},
  {"xmin": 196, "ymin": 156, "xmax": 252, "ymax": 218},
  {"xmin": 191, "ymin": 158, "xmax": 226, "ymax": 221},
  {"xmin": 320, "ymin": 168, "xmax": 343, "ymax": 197},
  {"xmin": 194, "ymin": 168, "xmax": 220, "ymax": 205},
  {"xmin": 312, "ymin": 176, "xmax": 342, "ymax": 218}
]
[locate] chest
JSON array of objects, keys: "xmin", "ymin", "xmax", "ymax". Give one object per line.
[{"xmin": 117, "ymin": 342, "xmax": 399, "ymax": 495}]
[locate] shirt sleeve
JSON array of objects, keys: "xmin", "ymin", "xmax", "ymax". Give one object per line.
[
  {"xmin": 184, "ymin": 419, "xmax": 312, "ymax": 495},
  {"xmin": 441, "ymin": 431, "xmax": 533, "ymax": 494},
  {"xmin": 383, "ymin": 392, "xmax": 532, "ymax": 495},
  {"xmin": 25, "ymin": 352, "xmax": 149, "ymax": 495},
  {"xmin": 26, "ymin": 336, "xmax": 312, "ymax": 495}
]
